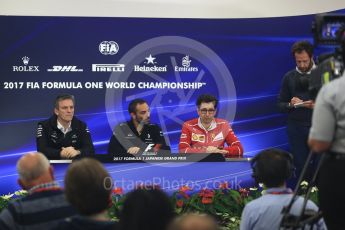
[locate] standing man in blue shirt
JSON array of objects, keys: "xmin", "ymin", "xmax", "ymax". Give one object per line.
[{"xmin": 277, "ymin": 41, "xmax": 316, "ymax": 184}]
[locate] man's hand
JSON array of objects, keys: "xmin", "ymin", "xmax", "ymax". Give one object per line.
[
  {"xmin": 60, "ymin": 147, "xmax": 81, "ymax": 158},
  {"xmin": 205, "ymin": 146, "xmax": 228, "ymax": 154},
  {"xmin": 205, "ymin": 146, "xmax": 219, "ymax": 153},
  {"xmin": 218, "ymin": 150, "xmax": 230, "ymax": 155},
  {"xmin": 127, "ymin": 147, "xmax": 140, "ymax": 155},
  {"xmin": 302, "ymin": 100, "xmax": 315, "ymax": 109},
  {"xmin": 308, "ymin": 139, "xmax": 331, "ymax": 153},
  {"xmin": 291, "ymin": 97, "xmax": 303, "ymax": 106}
]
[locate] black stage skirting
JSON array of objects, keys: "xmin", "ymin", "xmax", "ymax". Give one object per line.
[{"xmin": 49, "ymin": 153, "xmax": 251, "ymax": 163}]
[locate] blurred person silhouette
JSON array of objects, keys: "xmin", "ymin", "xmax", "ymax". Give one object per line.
[
  {"xmin": 120, "ymin": 186, "xmax": 175, "ymax": 230},
  {"xmin": 308, "ymin": 46, "xmax": 345, "ymax": 229},
  {"xmin": 54, "ymin": 158, "xmax": 119, "ymax": 230},
  {"xmin": 0, "ymin": 152, "xmax": 76, "ymax": 229},
  {"xmin": 169, "ymin": 213, "xmax": 219, "ymax": 230}
]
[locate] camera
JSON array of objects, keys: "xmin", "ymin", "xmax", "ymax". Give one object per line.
[{"xmin": 308, "ymin": 14, "xmax": 345, "ymax": 100}]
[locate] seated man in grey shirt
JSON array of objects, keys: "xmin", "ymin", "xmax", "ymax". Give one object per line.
[{"xmin": 240, "ymin": 148, "xmax": 326, "ymax": 230}]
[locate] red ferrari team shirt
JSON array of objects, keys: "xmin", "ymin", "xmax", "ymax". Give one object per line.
[{"xmin": 178, "ymin": 118, "xmax": 243, "ymax": 157}]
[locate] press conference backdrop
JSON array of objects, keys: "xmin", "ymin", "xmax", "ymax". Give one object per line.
[
  {"xmin": 1, "ymin": 1, "xmax": 345, "ymax": 196},
  {"xmin": 2, "ymin": 13, "xmax": 341, "ymax": 160}
]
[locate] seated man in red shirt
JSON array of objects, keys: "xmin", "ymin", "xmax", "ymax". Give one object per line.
[{"xmin": 179, "ymin": 94, "xmax": 243, "ymax": 157}]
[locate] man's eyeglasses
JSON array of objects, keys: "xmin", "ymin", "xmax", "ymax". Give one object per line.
[{"xmin": 199, "ymin": 109, "xmax": 216, "ymax": 114}]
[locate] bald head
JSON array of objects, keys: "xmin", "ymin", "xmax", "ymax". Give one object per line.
[
  {"xmin": 171, "ymin": 213, "xmax": 219, "ymax": 230},
  {"xmin": 16, "ymin": 152, "xmax": 53, "ymax": 189}
]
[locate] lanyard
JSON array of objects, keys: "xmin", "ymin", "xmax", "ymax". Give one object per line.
[{"xmin": 265, "ymin": 188, "xmax": 293, "ymax": 195}]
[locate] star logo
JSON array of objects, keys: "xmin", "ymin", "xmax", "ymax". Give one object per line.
[{"xmin": 145, "ymin": 54, "xmax": 156, "ymax": 65}]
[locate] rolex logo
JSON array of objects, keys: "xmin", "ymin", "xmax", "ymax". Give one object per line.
[
  {"xmin": 13, "ymin": 56, "xmax": 39, "ymax": 72},
  {"xmin": 22, "ymin": 56, "xmax": 30, "ymax": 65}
]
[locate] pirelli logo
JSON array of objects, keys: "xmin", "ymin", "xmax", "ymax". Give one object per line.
[{"xmin": 92, "ymin": 64, "xmax": 125, "ymax": 72}]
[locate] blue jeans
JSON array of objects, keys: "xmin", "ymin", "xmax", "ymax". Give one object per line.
[{"xmin": 286, "ymin": 120, "xmax": 311, "ymax": 187}]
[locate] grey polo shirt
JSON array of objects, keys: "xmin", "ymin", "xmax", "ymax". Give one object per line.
[{"xmin": 309, "ymin": 73, "xmax": 345, "ymax": 154}]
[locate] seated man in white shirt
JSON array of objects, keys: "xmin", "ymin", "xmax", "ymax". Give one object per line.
[{"xmin": 36, "ymin": 94, "xmax": 95, "ymax": 159}]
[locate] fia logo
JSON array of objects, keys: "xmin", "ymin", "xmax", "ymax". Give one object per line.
[{"xmin": 99, "ymin": 41, "xmax": 119, "ymax": 55}]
